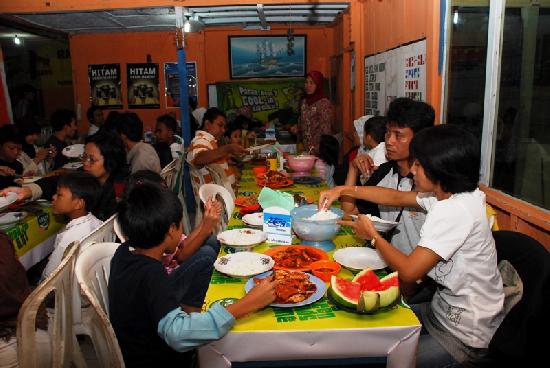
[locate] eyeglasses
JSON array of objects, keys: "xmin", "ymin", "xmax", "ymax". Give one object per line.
[{"xmin": 81, "ymin": 153, "xmax": 103, "ymax": 164}]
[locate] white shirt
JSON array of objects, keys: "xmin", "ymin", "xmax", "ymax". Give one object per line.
[
  {"xmin": 42, "ymin": 213, "xmax": 103, "ymax": 280},
  {"xmin": 366, "ymin": 142, "xmax": 387, "ymax": 167},
  {"xmin": 88, "ymin": 124, "xmax": 99, "ymax": 137},
  {"xmin": 416, "ymin": 189, "xmax": 505, "ymax": 348},
  {"xmin": 127, "ymin": 141, "xmax": 161, "ymax": 174},
  {"xmin": 377, "ymin": 167, "xmax": 426, "ymax": 255}
]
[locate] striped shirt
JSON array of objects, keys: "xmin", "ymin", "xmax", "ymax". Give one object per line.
[{"xmin": 186, "ymin": 130, "xmax": 235, "ymax": 186}]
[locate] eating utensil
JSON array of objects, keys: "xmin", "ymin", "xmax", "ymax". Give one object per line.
[{"xmin": 246, "ymin": 144, "xmax": 271, "ymax": 152}]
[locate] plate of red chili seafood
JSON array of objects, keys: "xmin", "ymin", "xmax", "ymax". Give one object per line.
[
  {"xmin": 256, "ymin": 170, "xmax": 294, "ymax": 188},
  {"xmin": 245, "ymin": 269, "xmax": 326, "ymax": 307},
  {"xmin": 264, "ymin": 245, "xmax": 329, "ymax": 272}
]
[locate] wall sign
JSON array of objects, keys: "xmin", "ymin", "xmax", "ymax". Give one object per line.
[
  {"xmin": 127, "ymin": 63, "xmax": 160, "ymax": 109},
  {"xmin": 88, "ymin": 63, "xmax": 122, "ymax": 109}
]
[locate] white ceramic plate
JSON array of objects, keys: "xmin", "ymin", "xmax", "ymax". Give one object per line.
[
  {"xmin": 351, "ymin": 214, "xmax": 398, "ymax": 233},
  {"xmin": 62, "ymin": 144, "xmax": 85, "ymax": 158},
  {"xmin": 245, "ymin": 271, "xmax": 326, "ymax": 308},
  {"xmin": 217, "ymin": 228, "xmax": 266, "ymax": 247},
  {"xmin": 214, "ymin": 252, "xmax": 274, "ymax": 277},
  {"xmin": 333, "ymin": 247, "xmax": 387, "ymax": 271},
  {"xmin": 0, "ymin": 211, "xmax": 27, "ymax": 226},
  {"xmin": 62, "ymin": 162, "xmax": 83, "ymax": 169},
  {"xmin": 0, "ymin": 192, "xmax": 18, "ymax": 211},
  {"xmin": 242, "ymin": 212, "xmax": 263, "ymax": 227},
  {"xmin": 15, "ymin": 176, "xmax": 42, "ymax": 185}
]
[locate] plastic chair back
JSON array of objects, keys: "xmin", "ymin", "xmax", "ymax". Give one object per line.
[
  {"xmin": 198, "ymin": 183, "xmax": 235, "ymax": 232},
  {"xmin": 80, "ymin": 214, "xmax": 117, "ymax": 250},
  {"xmin": 205, "ymin": 164, "xmax": 235, "ymax": 199},
  {"xmin": 17, "ymin": 241, "xmax": 81, "ymax": 368},
  {"xmin": 487, "ymin": 231, "xmax": 550, "ymax": 364},
  {"xmin": 187, "ymin": 160, "xmax": 206, "ymax": 227},
  {"xmin": 75, "ymin": 242, "xmax": 124, "ymax": 367}
]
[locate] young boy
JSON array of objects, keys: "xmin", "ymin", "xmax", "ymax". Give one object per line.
[
  {"xmin": 363, "ymin": 116, "xmax": 388, "ymax": 167},
  {"xmin": 110, "ymin": 182, "xmax": 275, "ymax": 367},
  {"xmin": 0, "ymin": 125, "xmax": 24, "ymax": 190},
  {"xmin": 42, "ymin": 172, "xmax": 102, "ymax": 279}
]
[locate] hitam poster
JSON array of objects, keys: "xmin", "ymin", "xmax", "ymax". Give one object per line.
[
  {"xmin": 127, "ymin": 63, "xmax": 160, "ymax": 109},
  {"xmin": 88, "ymin": 64, "xmax": 123, "ymax": 108}
]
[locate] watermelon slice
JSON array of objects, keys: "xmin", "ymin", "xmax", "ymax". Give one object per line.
[
  {"xmin": 328, "ymin": 275, "xmax": 361, "ymax": 308},
  {"xmin": 352, "ymin": 268, "xmax": 381, "ymax": 290}
]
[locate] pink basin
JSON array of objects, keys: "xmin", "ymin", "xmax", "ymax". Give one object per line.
[{"xmin": 287, "ymin": 155, "xmax": 316, "ymax": 175}]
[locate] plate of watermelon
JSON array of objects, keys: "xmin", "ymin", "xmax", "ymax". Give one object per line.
[{"xmin": 327, "ymin": 269, "xmax": 400, "ymax": 314}]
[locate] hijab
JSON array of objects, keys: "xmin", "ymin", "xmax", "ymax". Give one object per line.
[{"xmin": 304, "ymin": 71, "xmax": 326, "ymax": 106}]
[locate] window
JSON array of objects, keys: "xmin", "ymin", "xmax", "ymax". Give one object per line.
[{"xmin": 446, "ymin": 0, "xmax": 550, "ymax": 210}]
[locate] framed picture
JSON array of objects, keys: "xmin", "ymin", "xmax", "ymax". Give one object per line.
[{"xmin": 228, "ymin": 35, "xmax": 306, "ymax": 79}]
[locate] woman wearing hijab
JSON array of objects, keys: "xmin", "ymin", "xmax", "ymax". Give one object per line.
[{"xmin": 292, "ymin": 71, "xmax": 334, "ymax": 154}]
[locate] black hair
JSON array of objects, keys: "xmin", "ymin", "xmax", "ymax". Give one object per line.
[
  {"xmin": 0, "ymin": 124, "xmax": 24, "ymax": 145},
  {"xmin": 386, "ymin": 98, "xmax": 434, "ymax": 134},
  {"xmin": 102, "ymin": 111, "xmax": 121, "ymax": 132},
  {"xmin": 200, "ymin": 107, "xmax": 226, "ymax": 129},
  {"xmin": 86, "ymin": 106, "xmax": 102, "ymax": 122},
  {"xmin": 116, "ymin": 112, "xmax": 143, "ymax": 142},
  {"xmin": 318, "ymin": 134, "xmax": 339, "ymax": 166},
  {"xmin": 123, "ymin": 170, "xmax": 165, "ymax": 198},
  {"xmin": 224, "ymin": 121, "xmax": 242, "ymax": 138},
  {"xmin": 85, "ymin": 130, "xmax": 128, "ymax": 181},
  {"xmin": 50, "ymin": 109, "xmax": 76, "ymax": 132},
  {"xmin": 18, "ymin": 121, "xmax": 41, "ymax": 137},
  {"xmin": 57, "ymin": 171, "xmax": 101, "ymax": 212},
  {"xmin": 117, "ymin": 182, "xmax": 183, "ymax": 248},
  {"xmin": 156, "ymin": 114, "xmax": 178, "ymax": 133},
  {"xmin": 410, "ymin": 124, "xmax": 480, "ymax": 194},
  {"xmin": 364, "ymin": 116, "xmax": 387, "ymax": 144}
]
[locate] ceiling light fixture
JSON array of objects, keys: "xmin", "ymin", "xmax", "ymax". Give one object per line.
[
  {"xmin": 453, "ymin": 10, "xmax": 459, "ymax": 25},
  {"xmin": 14, "ymin": 35, "xmax": 21, "ymax": 45},
  {"xmin": 184, "ymin": 16, "xmax": 191, "ymax": 32}
]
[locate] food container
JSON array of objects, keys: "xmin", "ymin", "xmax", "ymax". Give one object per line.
[
  {"xmin": 287, "ymin": 155, "xmax": 316, "ymax": 176},
  {"xmin": 290, "ymin": 204, "xmax": 344, "ymax": 251},
  {"xmin": 310, "ymin": 260, "xmax": 341, "ymax": 282}
]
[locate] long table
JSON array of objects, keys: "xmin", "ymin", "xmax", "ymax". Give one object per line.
[
  {"xmin": 198, "ymin": 168, "xmax": 421, "ymax": 367},
  {"xmin": 2, "ymin": 202, "xmax": 66, "ymax": 270}
]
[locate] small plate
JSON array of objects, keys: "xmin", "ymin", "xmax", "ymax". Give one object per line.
[
  {"xmin": 214, "ymin": 252, "xmax": 274, "ymax": 277},
  {"xmin": 217, "ymin": 228, "xmax": 266, "ymax": 247},
  {"xmin": 62, "ymin": 144, "xmax": 85, "ymax": 158},
  {"xmin": 0, "ymin": 192, "xmax": 18, "ymax": 211},
  {"xmin": 350, "ymin": 214, "xmax": 398, "ymax": 233},
  {"xmin": 293, "ymin": 176, "xmax": 322, "ymax": 185},
  {"xmin": 62, "ymin": 162, "xmax": 83, "ymax": 169},
  {"xmin": 0, "ymin": 211, "xmax": 28, "ymax": 226},
  {"xmin": 242, "ymin": 212, "xmax": 263, "ymax": 227},
  {"xmin": 15, "ymin": 176, "xmax": 42, "ymax": 185},
  {"xmin": 333, "ymin": 247, "xmax": 387, "ymax": 271},
  {"xmin": 245, "ymin": 271, "xmax": 326, "ymax": 308}
]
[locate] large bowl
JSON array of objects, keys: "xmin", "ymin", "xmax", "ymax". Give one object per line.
[
  {"xmin": 291, "ymin": 204, "xmax": 344, "ymax": 243},
  {"xmin": 287, "ymin": 155, "xmax": 316, "ymax": 175}
]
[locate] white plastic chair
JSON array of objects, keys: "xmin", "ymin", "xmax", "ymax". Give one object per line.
[
  {"xmin": 74, "ymin": 242, "xmax": 124, "ymax": 367},
  {"xmin": 205, "ymin": 164, "xmax": 236, "ymax": 199},
  {"xmin": 162, "ymin": 157, "xmax": 191, "ymax": 234},
  {"xmin": 187, "ymin": 160, "xmax": 206, "ymax": 227},
  {"xmin": 113, "ymin": 216, "xmax": 127, "ymax": 242},
  {"xmin": 198, "ymin": 183, "xmax": 235, "ymax": 233},
  {"xmin": 80, "ymin": 214, "xmax": 117, "ymax": 250},
  {"xmin": 17, "ymin": 241, "xmax": 85, "ymax": 368}
]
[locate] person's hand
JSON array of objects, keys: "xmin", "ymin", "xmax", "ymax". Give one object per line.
[
  {"xmin": 35, "ymin": 147, "xmax": 50, "ymax": 162},
  {"xmin": 0, "ymin": 166, "xmax": 15, "ymax": 177},
  {"xmin": 241, "ymin": 275, "xmax": 276, "ymax": 311},
  {"xmin": 338, "ymin": 214, "xmax": 379, "ymax": 240},
  {"xmin": 352, "ymin": 153, "xmax": 375, "ymax": 176},
  {"xmin": 223, "ymin": 144, "xmax": 247, "ymax": 157},
  {"xmin": 318, "ymin": 187, "xmax": 344, "ymax": 210},
  {"xmin": 201, "ymin": 198, "xmax": 222, "ymax": 231},
  {"xmin": 0, "ymin": 186, "xmax": 32, "ymax": 201}
]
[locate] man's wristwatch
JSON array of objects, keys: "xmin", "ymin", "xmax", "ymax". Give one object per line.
[{"xmin": 370, "ymin": 236, "xmax": 378, "ymax": 248}]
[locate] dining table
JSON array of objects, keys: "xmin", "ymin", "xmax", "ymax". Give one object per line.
[
  {"xmin": 1, "ymin": 201, "xmax": 66, "ymax": 270},
  {"xmin": 198, "ymin": 165, "xmax": 421, "ymax": 368}
]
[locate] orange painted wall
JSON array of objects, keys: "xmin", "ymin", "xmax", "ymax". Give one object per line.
[{"xmin": 70, "ymin": 26, "xmax": 334, "ymax": 134}]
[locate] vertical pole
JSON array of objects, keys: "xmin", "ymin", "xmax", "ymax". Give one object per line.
[{"xmin": 175, "ymin": 6, "xmax": 195, "ymax": 213}]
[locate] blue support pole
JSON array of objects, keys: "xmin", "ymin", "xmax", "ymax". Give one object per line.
[{"xmin": 177, "ymin": 46, "xmax": 195, "ymax": 213}]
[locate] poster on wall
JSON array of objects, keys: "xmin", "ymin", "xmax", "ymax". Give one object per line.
[
  {"xmin": 127, "ymin": 63, "xmax": 160, "ymax": 109},
  {"xmin": 363, "ymin": 38, "xmax": 426, "ymax": 115},
  {"xmin": 216, "ymin": 78, "xmax": 304, "ymax": 123},
  {"xmin": 363, "ymin": 55, "xmax": 386, "ymax": 116},
  {"xmin": 164, "ymin": 62, "xmax": 198, "ymax": 108},
  {"xmin": 88, "ymin": 63, "xmax": 122, "ymax": 108},
  {"xmin": 401, "ymin": 39, "xmax": 426, "ymax": 101}
]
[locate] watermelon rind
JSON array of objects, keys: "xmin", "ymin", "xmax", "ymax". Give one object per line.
[
  {"xmin": 379, "ymin": 271, "xmax": 399, "ymax": 284},
  {"xmin": 357, "ymin": 290, "xmax": 379, "ymax": 313},
  {"xmin": 378, "ymin": 285, "xmax": 400, "ymax": 307},
  {"xmin": 329, "ymin": 275, "xmax": 360, "ymax": 309}
]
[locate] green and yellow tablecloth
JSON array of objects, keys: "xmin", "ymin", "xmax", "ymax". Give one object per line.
[
  {"xmin": 3, "ymin": 202, "xmax": 66, "ymax": 270},
  {"xmin": 199, "ymin": 167, "xmax": 421, "ymax": 368}
]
